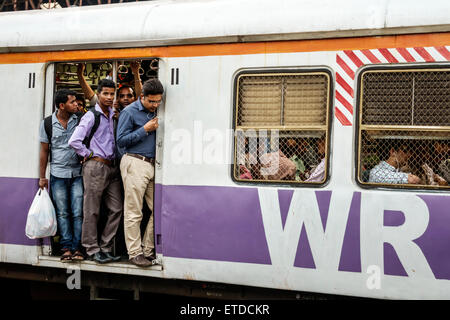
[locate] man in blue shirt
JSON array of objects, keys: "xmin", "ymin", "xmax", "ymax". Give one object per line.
[
  {"xmin": 39, "ymin": 89, "xmax": 84, "ymax": 262},
  {"xmin": 116, "ymin": 79, "xmax": 164, "ymax": 267}
]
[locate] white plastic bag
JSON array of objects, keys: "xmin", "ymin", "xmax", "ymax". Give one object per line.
[{"xmin": 25, "ymin": 188, "xmax": 57, "ymax": 239}]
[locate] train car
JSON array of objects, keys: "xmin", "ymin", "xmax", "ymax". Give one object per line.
[{"xmin": 0, "ymin": 0, "xmax": 449, "ymax": 300}]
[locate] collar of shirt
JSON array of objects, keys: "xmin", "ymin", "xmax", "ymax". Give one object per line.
[
  {"xmin": 135, "ymin": 98, "xmax": 156, "ymax": 117},
  {"xmin": 94, "ymin": 103, "xmax": 114, "ymax": 120},
  {"xmin": 52, "ymin": 111, "xmax": 78, "ymax": 127},
  {"xmin": 88, "ymin": 103, "xmax": 116, "ymax": 160},
  {"xmin": 137, "ymin": 98, "xmax": 145, "ymax": 111},
  {"xmin": 134, "ymin": 98, "xmax": 157, "ymax": 123}
]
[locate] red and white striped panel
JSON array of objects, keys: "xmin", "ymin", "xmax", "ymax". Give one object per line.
[{"xmin": 334, "ymin": 46, "xmax": 450, "ymax": 126}]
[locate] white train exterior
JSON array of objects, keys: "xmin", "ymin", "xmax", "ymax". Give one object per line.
[{"xmin": 0, "ymin": 0, "xmax": 449, "ymax": 299}]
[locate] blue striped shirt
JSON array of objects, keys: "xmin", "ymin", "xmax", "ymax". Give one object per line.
[{"xmin": 39, "ymin": 112, "xmax": 81, "ymax": 178}]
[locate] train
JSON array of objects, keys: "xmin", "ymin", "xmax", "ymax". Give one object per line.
[{"xmin": 0, "ymin": 0, "xmax": 449, "ymax": 300}]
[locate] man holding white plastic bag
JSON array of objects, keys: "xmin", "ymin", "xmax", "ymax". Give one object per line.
[{"xmin": 39, "ymin": 89, "xmax": 84, "ymax": 262}]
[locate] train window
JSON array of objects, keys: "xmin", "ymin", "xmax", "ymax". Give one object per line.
[
  {"xmin": 356, "ymin": 67, "xmax": 450, "ymax": 189},
  {"xmin": 232, "ymin": 69, "xmax": 332, "ymax": 185}
]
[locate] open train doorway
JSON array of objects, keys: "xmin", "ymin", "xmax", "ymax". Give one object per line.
[{"xmin": 45, "ymin": 58, "xmax": 160, "ymax": 264}]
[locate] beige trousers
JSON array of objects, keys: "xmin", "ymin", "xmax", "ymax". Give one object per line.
[{"xmin": 120, "ymin": 154, "xmax": 155, "ymax": 259}]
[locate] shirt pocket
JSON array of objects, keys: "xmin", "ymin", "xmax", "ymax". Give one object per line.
[
  {"xmin": 51, "ymin": 135, "xmax": 66, "ymax": 162},
  {"xmin": 52, "ymin": 134, "xmax": 66, "ymax": 146},
  {"xmin": 52, "ymin": 134, "xmax": 77, "ymax": 165}
]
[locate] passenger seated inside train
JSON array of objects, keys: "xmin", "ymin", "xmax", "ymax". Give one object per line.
[
  {"xmin": 305, "ymin": 137, "xmax": 326, "ymax": 183},
  {"xmin": 434, "ymin": 141, "xmax": 450, "ymax": 184},
  {"xmin": 259, "ymin": 149, "xmax": 297, "ymax": 181},
  {"xmin": 368, "ymin": 141, "xmax": 421, "ymax": 185},
  {"xmin": 238, "ymin": 137, "xmax": 297, "ymax": 181},
  {"xmin": 238, "ymin": 137, "xmax": 257, "ymax": 180},
  {"xmin": 281, "ymin": 138, "xmax": 316, "ymax": 181},
  {"xmin": 367, "ymin": 140, "xmax": 449, "ymax": 186},
  {"xmin": 242, "ymin": 136, "xmax": 326, "ymax": 182}
]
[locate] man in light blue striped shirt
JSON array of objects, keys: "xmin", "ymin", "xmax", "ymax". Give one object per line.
[{"xmin": 39, "ymin": 89, "xmax": 83, "ymax": 262}]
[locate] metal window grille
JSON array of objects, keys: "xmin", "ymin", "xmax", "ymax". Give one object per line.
[
  {"xmin": 234, "ymin": 72, "xmax": 330, "ymax": 184},
  {"xmin": 357, "ymin": 68, "xmax": 450, "ymax": 189}
]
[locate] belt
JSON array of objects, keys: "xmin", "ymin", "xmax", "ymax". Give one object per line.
[
  {"xmin": 126, "ymin": 153, "xmax": 155, "ymax": 164},
  {"xmin": 91, "ymin": 156, "xmax": 114, "ymax": 167}
]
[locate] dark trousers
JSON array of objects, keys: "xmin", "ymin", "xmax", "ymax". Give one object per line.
[{"xmin": 82, "ymin": 160, "xmax": 123, "ymax": 256}]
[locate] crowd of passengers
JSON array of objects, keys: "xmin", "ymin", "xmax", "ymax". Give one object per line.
[
  {"xmin": 366, "ymin": 141, "xmax": 449, "ymax": 186},
  {"xmin": 237, "ymin": 135, "xmax": 449, "ymax": 186},
  {"xmin": 39, "ymin": 61, "xmax": 161, "ymax": 267},
  {"xmin": 39, "ymin": 61, "xmax": 450, "ymax": 266}
]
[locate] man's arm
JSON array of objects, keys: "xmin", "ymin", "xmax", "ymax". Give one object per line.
[
  {"xmin": 116, "ymin": 110, "xmax": 147, "ymax": 148},
  {"xmin": 130, "ymin": 61, "xmax": 142, "ymax": 98},
  {"xmin": 305, "ymin": 158, "xmax": 325, "ymax": 182},
  {"xmin": 407, "ymin": 173, "xmax": 421, "ymax": 184},
  {"xmin": 77, "ymin": 63, "xmax": 95, "ymax": 101},
  {"xmin": 39, "ymin": 142, "xmax": 49, "ymax": 189},
  {"xmin": 379, "ymin": 172, "xmax": 420, "ymax": 184},
  {"xmin": 369, "ymin": 166, "xmax": 409, "ymax": 184},
  {"xmin": 68, "ymin": 112, "xmax": 95, "ymax": 159},
  {"xmin": 38, "ymin": 120, "xmax": 49, "ymax": 189}
]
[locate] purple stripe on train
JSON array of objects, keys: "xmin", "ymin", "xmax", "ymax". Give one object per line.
[
  {"xmin": 159, "ymin": 185, "xmax": 271, "ymax": 264},
  {"xmin": 0, "ymin": 177, "xmax": 45, "ymax": 246},
  {"xmin": 0, "ymin": 177, "xmax": 160, "ymax": 251},
  {"xmin": 159, "ymin": 185, "xmax": 450, "ymax": 280},
  {"xmin": 2, "ymin": 177, "xmax": 450, "ymax": 280}
]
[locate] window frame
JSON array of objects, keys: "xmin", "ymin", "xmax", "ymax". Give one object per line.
[
  {"xmin": 231, "ymin": 67, "xmax": 334, "ymax": 187},
  {"xmin": 354, "ymin": 63, "xmax": 450, "ymax": 191}
]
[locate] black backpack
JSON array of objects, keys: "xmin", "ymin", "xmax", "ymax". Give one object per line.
[{"xmin": 44, "ymin": 109, "xmax": 101, "ymax": 150}]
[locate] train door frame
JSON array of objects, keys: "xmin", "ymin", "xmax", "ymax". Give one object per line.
[{"xmin": 41, "ymin": 57, "xmax": 162, "ymax": 263}]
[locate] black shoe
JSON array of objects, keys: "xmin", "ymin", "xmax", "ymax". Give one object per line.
[
  {"xmin": 145, "ymin": 254, "xmax": 156, "ymax": 262},
  {"xmin": 103, "ymin": 252, "xmax": 121, "ymax": 262},
  {"xmin": 88, "ymin": 252, "xmax": 112, "ymax": 264},
  {"xmin": 144, "ymin": 249, "xmax": 156, "ymax": 261}
]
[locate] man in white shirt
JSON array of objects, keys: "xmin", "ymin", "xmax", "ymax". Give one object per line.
[{"xmin": 369, "ymin": 142, "xmax": 421, "ymax": 185}]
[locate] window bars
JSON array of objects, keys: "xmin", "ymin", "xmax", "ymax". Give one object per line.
[
  {"xmin": 357, "ymin": 68, "xmax": 450, "ymax": 189},
  {"xmin": 234, "ymin": 71, "xmax": 331, "ymax": 185}
]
